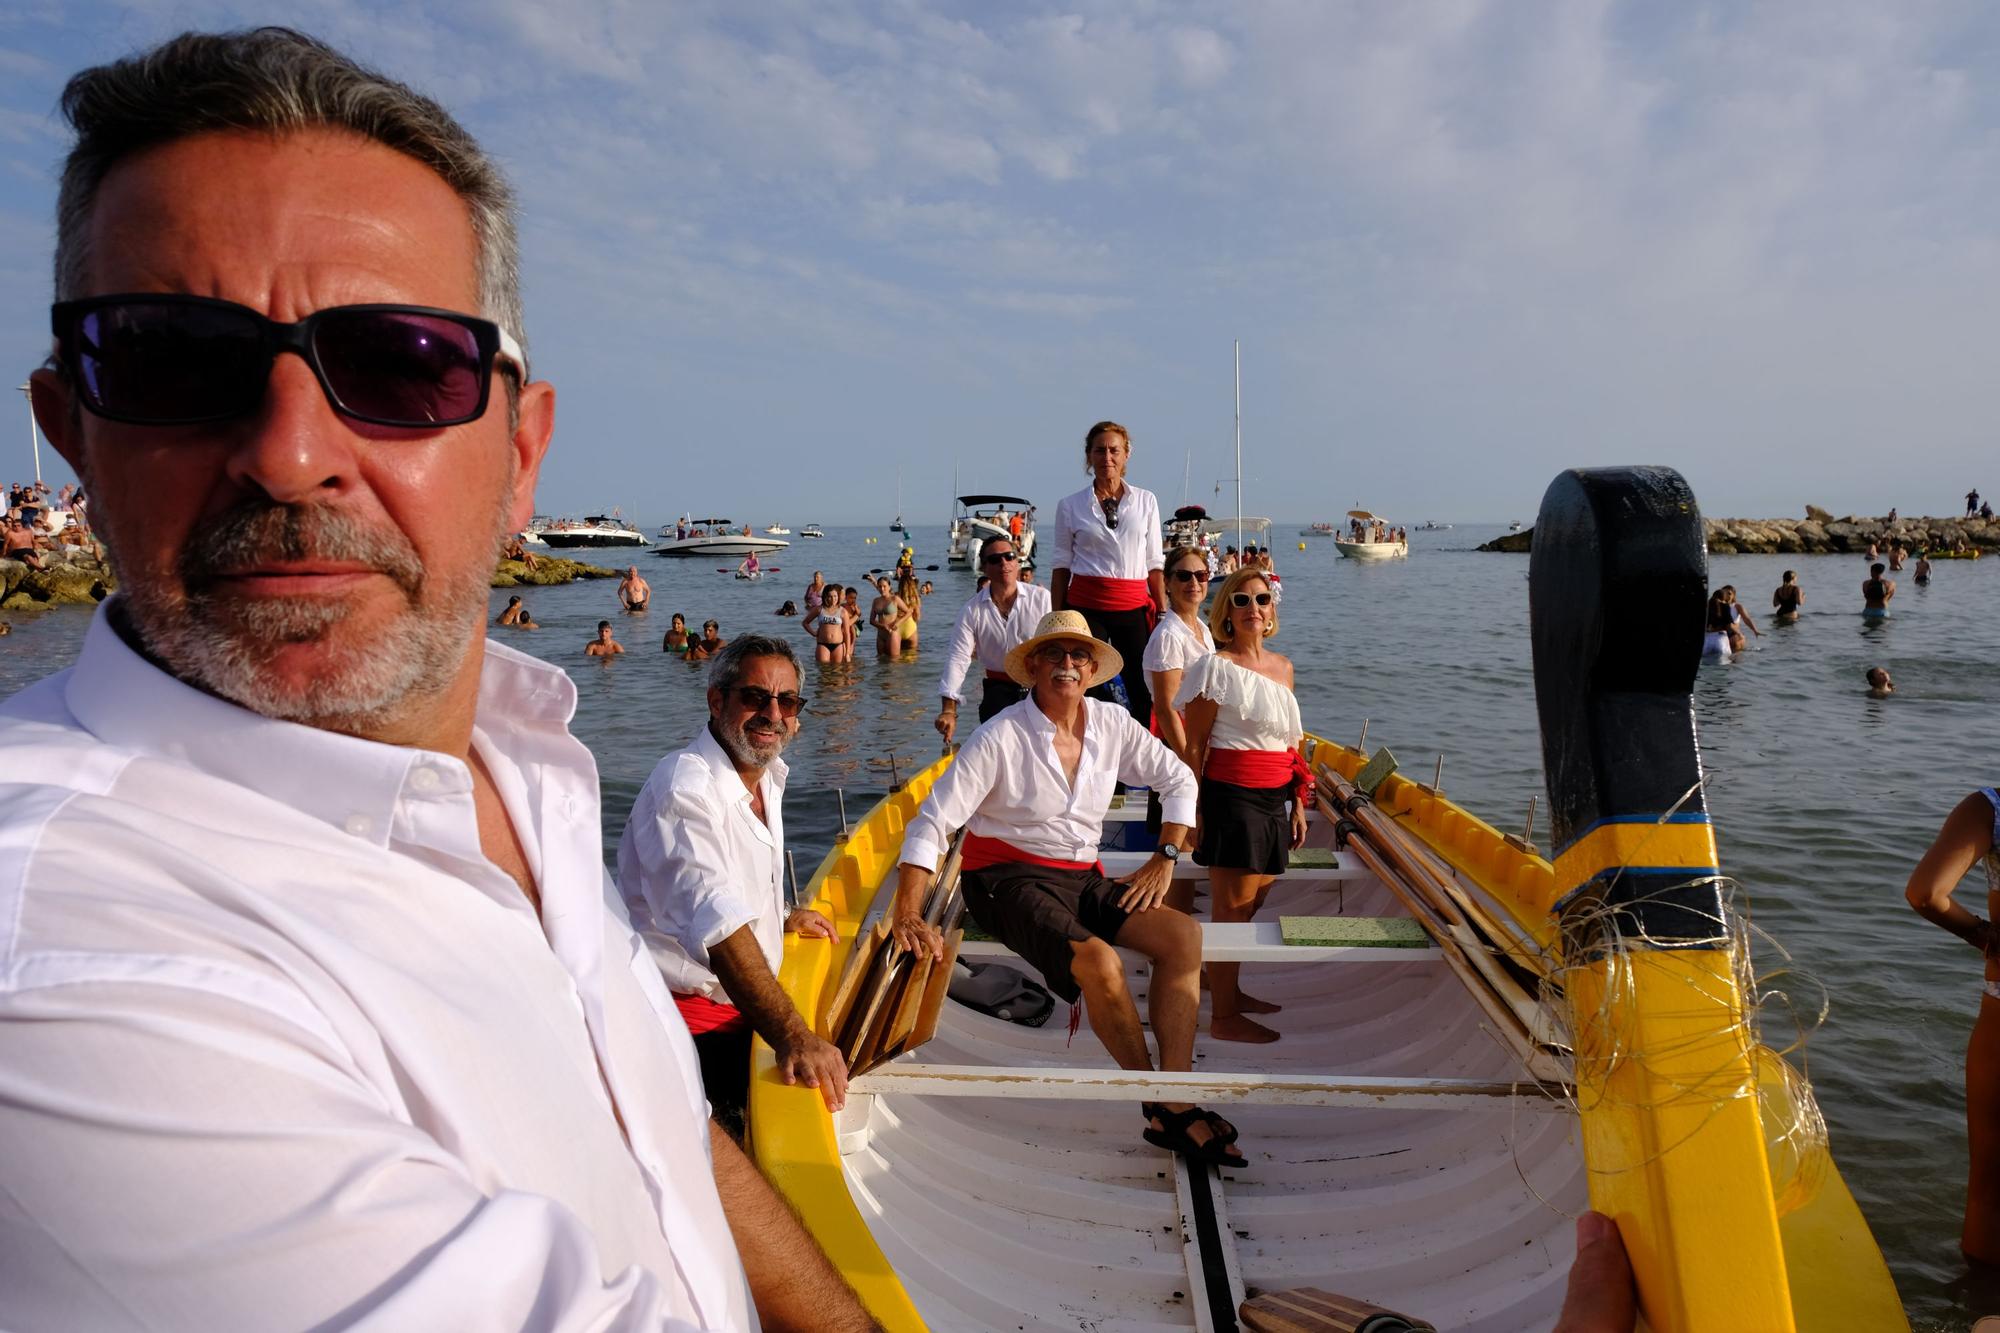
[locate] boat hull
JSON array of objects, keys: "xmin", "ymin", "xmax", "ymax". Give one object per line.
[
  {"xmin": 536, "ymin": 531, "xmax": 648, "ymax": 548},
  {"xmin": 1334, "ymin": 540, "xmax": 1407, "ymax": 560},
  {"xmin": 653, "ymin": 536, "xmax": 790, "ymax": 557},
  {"xmin": 947, "ymin": 517, "xmax": 1037, "ymax": 566}
]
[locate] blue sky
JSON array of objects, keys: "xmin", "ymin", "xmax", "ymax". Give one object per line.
[{"xmin": 4, "ymin": 2, "xmax": 2000, "ymax": 527}]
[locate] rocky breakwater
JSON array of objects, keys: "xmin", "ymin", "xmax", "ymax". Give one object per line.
[
  {"xmin": 0, "ymin": 546, "xmax": 113, "ymax": 611},
  {"xmin": 1481, "ymin": 506, "xmax": 2000, "ymax": 555},
  {"xmin": 492, "ymin": 554, "xmax": 623, "ymax": 587}
]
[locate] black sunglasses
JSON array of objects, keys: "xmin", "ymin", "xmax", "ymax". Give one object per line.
[
  {"xmin": 1230, "ymin": 591, "xmax": 1274, "ymax": 608},
  {"xmin": 981, "ymin": 549, "xmax": 1019, "ymax": 565},
  {"xmin": 51, "ymin": 293, "xmax": 526, "ymax": 429},
  {"xmin": 730, "ymin": 685, "xmax": 808, "ymax": 717},
  {"xmin": 1170, "ymin": 568, "xmax": 1210, "ymax": 583}
]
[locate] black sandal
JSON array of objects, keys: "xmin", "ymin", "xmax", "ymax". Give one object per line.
[{"xmin": 1142, "ymin": 1102, "xmax": 1249, "ymax": 1171}]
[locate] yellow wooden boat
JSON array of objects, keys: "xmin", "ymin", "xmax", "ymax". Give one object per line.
[{"xmin": 748, "ymin": 468, "xmax": 1907, "ymax": 1331}]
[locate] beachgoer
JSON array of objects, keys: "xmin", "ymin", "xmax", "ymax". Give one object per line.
[
  {"xmin": 586, "ymin": 620, "xmax": 624, "ymax": 656},
  {"xmin": 1222, "ymin": 545, "xmax": 1240, "ymax": 574},
  {"xmin": 1049, "ymin": 420, "xmax": 1165, "ymax": 731},
  {"xmin": 804, "ymin": 570, "xmax": 825, "ymax": 615},
  {"xmin": 1916, "ymin": 554, "xmax": 1934, "ymax": 587},
  {"xmin": 1772, "ymin": 572, "xmax": 1804, "ymax": 622},
  {"xmin": 617, "ymin": 564, "xmax": 650, "ymax": 611},
  {"xmin": 1904, "ymin": 789, "xmax": 2000, "ymax": 1263},
  {"xmin": 1972, "ymin": 488, "xmax": 1983, "ymax": 518},
  {"xmin": 1144, "ymin": 545, "xmax": 1215, "ymax": 775},
  {"xmin": 737, "ymin": 550, "xmax": 761, "ymax": 578},
  {"xmin": 934, "ymin": 535, "xmax": 1051, "ymax": 742},
  {"xmin": 1888, "ymin": 507, "xmax": 1899, "ymax": 525},
  {"xmin": 1704, "ymin": 590, "xmax": 1740, "ymax": 657},
  {"xmin": 1866, "ymin": 667, "xmax": 1894, "ymax": 698},
  {"xmin": 1888, "ymin": 543, "xmax": 1906, "ymax": 572},
  {"xmin": 868, "ymin": 576, "xmax": 907, "ymax": 657},
  {"xmin": 1867, "ymin": 541, "xmax": 1880, "ymax": 561},
  {"xmin": 842, "ymin": 586, "xmax": 863, "ymax": 658},
  {"xmin": 689, "ymin": 619, "xmax": 727, "ymax": 662},
  {"xmin": 921, "ymin": 579, "xmax": 934, "ymax": 597},
  {"xmin": 496, "ymin": 594, "xmax": 528, "ymax": 626},
  {"xmin": 1009, "ymin": 509, "xmax": 1025, "ymax": 539},
  {"xmin": 1176, "ymin": 568, "xmax": 1305, "ymax": 1044},
  {"xmin": 662, "ymin": 611, "xmax": 692, "ymax": 656},
  {"xmin": 895, "ymin": 571, "xmax": 923, "ymax": 652},
  {"xmin": 617, "ymin": 636, "xmax": 843, "ymax": 1141},
  {"xmin": 888, "ymin": 612, "xmax": 1241, "ymax": 1168},
  {"xmin": 1863, "ymin": 563, "xmax": 1896, "ymax": 617},
  {"xmin": 1720, "ymin": 585, "xmax": 1759, "ymax": 645},
  {"xmin": 775, "ymin": 600, "xmax": 798, "ymax": 616},
  {"xmin": 1985, "ymin": 501, "xmax": 1995, "ymax": 522},
  {"xmin": 1, "ymin": 510, "xmax": 44, "ymax": 570},
  {"xmin": 2, "ymin": 26, "xmax": 868, "ymax": 1331},
  {"xmin": 805, "ymin": 583, "xmax": 848, "ymax": 663}
]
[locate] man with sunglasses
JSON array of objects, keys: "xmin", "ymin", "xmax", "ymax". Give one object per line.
[
  {"xmin": 2, "ymin": 27, "xmax": 871, "ymax": 1333},
  {"xmin": 934, "ymin": 533, "xmax": 1051, "ymax": 744},
  {"xmin": 617, "ymin": 635, "xmax": 846, "ymax": 1142}
]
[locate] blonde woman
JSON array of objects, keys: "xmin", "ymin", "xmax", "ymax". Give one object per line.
[
  {"xmin": 1176, "ymin": 567, "xmax": 1305, "ymax": 1044},
  {"xmin": 896, "ymin": 571, "xmax": 924, "ymax": 652},
  {"xmin": 1145, "ymin": 545, "xmax": 1215, "ymax": 769}
]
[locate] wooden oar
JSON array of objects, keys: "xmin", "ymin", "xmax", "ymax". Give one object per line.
[
  {"xmin": 839, "ymin": 828, "xmax": 969, "ymax": 1074},
  {"xmin": 1530, "ymin": 465, "xmax": 1790, "ymax": 1331}
]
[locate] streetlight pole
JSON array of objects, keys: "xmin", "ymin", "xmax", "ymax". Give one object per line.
[{"xmin": 16, "ymin": 384, "xmax": 39, "ymax": 484}]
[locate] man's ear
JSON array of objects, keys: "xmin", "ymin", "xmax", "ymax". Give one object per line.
[{"xmin": 28, "ymin": 368, "xmax": 88, "ymax": 486}]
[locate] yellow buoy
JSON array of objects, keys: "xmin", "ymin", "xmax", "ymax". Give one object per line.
[{"xmin": 1298, "ymin": 541, "xmax": 1307, "ymax": 551}]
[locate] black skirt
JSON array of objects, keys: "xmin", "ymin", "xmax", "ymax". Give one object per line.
[{"xmin": 1194, "ymin": 777, "xmax": 1291, "ymax": 876}]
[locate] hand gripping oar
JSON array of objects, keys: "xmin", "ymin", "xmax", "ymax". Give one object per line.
[{"xmin": 1530, "ymin": 466, "xmax": 1792, "ymax": 1332}]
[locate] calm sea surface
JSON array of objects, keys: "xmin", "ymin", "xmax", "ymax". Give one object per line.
[{"xmin": 3, "ymin": 520, "xmax": 1994, "ymax": 1329}]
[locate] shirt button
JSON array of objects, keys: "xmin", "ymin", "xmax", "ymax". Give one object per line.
[
  {"xmin": 343, "ymin": 814, "xmax": 374, "ymax": 837},
  {"xmin": 410, "ymin": 767, "xmax": 442, "ymax": 793}
]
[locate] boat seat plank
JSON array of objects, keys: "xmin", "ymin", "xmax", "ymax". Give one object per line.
[
  {"xmin": 1096, "ymin": 850, "xmax": 1366, "ymax": 882},
  {"xmin": 850, "ymin": 1062, "xmax": 1566, "ymax": 1110},
  {"xmin": 957, "ymin": 919, "xmax": 1442, "ymax": 964}
]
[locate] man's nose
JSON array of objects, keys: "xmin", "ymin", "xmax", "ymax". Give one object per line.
[{"xmin": 222, "ymin": 352, "xmax": 362, "ymax": 504}]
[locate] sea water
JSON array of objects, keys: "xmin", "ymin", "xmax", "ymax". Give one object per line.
[{"xmin": 3, "ymin": 522, "xmax": 1994, "ymax": 1329}]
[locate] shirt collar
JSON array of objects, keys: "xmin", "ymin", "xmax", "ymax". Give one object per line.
[
  {"xmin": 691, "ymin": 718, "xmax": 789, "ymax": 805},
  {"xmin": 61, "ymin": 599, "xmax": 580, "ymax": 847}
]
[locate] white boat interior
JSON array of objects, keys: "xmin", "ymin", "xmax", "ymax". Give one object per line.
[
  {"xmin": 836, "ymin": 813, "xmax": 1584, "ymax": 1332},
  {"xmin": 947, "ymin": 494, "xmax": 1038, "ymax": 567},
  {"xmin": 1335, "ymin": 510, "xmax": 1407, "ymax": 561}
]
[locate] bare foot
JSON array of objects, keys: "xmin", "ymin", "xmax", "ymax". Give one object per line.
[
  {"xmin": 1211, "ymin": 1014, "xmax": 1281, "ymax": 1043},
  {"xmin": 1237, "ymin": 993, "xmax": 1282, "ymax": 1014}
]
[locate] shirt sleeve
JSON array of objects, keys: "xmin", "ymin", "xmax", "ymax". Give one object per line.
[
  {"xmin": 624, "ymin": 778, "xmax": 762, "ymax": 966},
  {"xmin": 1108, "ymin": 708, "xmax": 1199, "ymax": 826},
  {"xmin": 0, "ymin": 981, "xmax": 716, "ymax": 1333},
  {"xmin": 900, "ymin": 730, "xmax": 1002, "ymax": 870},
  {"xmin": 936, "ymin": 599, "xmax": 981, "ymax": 702},
  {"xmin": 1049, "ymin": 494, "xmax": 1075, "ymax": 573},
  {"xmin": 1142, "ymin": 490, "xmax": 1165, "ymax": 572}
]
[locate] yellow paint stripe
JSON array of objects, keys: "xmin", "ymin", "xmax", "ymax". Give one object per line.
[{"xmin": 1555, "ymin": 821, "xmax": 1718, "ymax": 890}]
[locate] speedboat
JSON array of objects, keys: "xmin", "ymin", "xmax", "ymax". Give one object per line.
[
  {"xmin": 800, "ymin": 524, "xmax": 826, "ymax": 540},
  {"xmin": 1419, "ymin": 521, "xmax": 1452, "ymax": 531},
  {"xmin": 1334, "ymin": 509, "xmax": 1407, "ymax": 561},
  {"xmin": 653, "ymin": 518, "xmax": 790, "ymax": 559},
  {"xmin": 946, "ymin": 494, "xmax": 1037, "ymax": 567},
  {"xmin": 1300, "ymin": 521, "xmax": 1337, "ymax": 537},
  {"xmin": 765, "ymin": 524, "xmax": 791, "ymax": 536},
  {"xmin": 1509, "ymin": 520, "xmax": 1524, "ymax": 532},
  {"xmin": 746, "ymin": 467, "xmax": 1907, "ymax": 1332},
  {"xmin": 530, "ymin": 513, "xmax": 648, "ymax": 548}
]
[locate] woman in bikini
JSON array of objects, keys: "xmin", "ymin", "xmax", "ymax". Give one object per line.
[
  {"xmin": 806, "ymin": 583, "xmax": 847, "ymax": 664},
  {"xmin": 661, "ymin": 612, "xmax": 692, "ymax": 656},
  {"xmin": 895, "ymin": 572, "xmax": 924, "ymax": 653},
  {"xmin": 869, "ymin": 577, "xmax": 907, "ymax": 657},
  {"xmin": 1906, "ymin": 789, "xmax": 2000, "ymax": 1264}
]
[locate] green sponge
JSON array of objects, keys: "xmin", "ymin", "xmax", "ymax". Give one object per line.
[
  {"xmin": 1280, "ymin": 915, "xmax": 1433, "ymax": 948},
  {"xmin": 1289, "ymin": 847, "xmax": 1340, "ymax": 869}
]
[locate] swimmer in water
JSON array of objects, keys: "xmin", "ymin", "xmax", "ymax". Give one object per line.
[
  {"xmin": 585, "ymin": 621, "xmax": 624, "ymax": 656},
  {"xmin": 1772, "ymin": 571, "xmax": 1803, "ymax": 622},
  {"xmin": 1866, "ymin": 667, "xmax": 1894, "ymax": 697},
  {"xmin": 1863, "ymin": 563, "xmax": 1895, "ymax": 617},
  {"xmin": 1915, "ymin": 553, "xmax": 1933, "ymax": 586}
]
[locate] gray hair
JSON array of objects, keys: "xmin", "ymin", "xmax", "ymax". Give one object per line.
[
  {"xmin": 53, "ymin": 27, "xmax": 525, "ymax": 361},
  {"xmin": 707, "ymin": 634, "xmax": 801, "ymax": 693}
]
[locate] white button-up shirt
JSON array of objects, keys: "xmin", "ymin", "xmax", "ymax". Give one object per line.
[
  {"xmin": 934, "ymin": 581, "xmax": 1052, "ymax": 702},
  {"xmin": 1048, "ymin": 483, "xmax": 1165, "ymax": 580},
  {"xmin": 0, "ymin": 607, "xmax": 755, "ymax": 1333},
  {"xmin": 899, "ymin": 696, "xmax": 1198, "ymax": 869},
  {"xmin": 617, "ymin": 724, "xmax": 787, "ymax": 1000}
]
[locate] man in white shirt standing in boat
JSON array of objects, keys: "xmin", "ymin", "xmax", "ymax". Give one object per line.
[
  {"xmin": 619, "ymin": 634, "xmax": 848, "ymax": 1141},
  {"xmin": 933, "ymin": 532, "xmax": 1051, "ymax": 743},
  {"xmin": 893, "ymin": 611, "xmax": 1247, "ymax": 1168},
  {"xmin": 1, "ymin": 26, "xmax": 870, "ymax": 1332}
]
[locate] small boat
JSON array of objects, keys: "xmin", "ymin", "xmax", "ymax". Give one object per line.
[
  {"xmin": 765, "ymin": 524, "xmax": 791, "ymax": 536},
  {"xmin": 531, "ymin": 513, "xmax": 648, "ymax": 548},
  {"xmin": 1299, "ymin": 521, "xmax": 1337, "ymax": 538},
  {"xmin": 1509, "ymin": 520, "xmax": 1524, "ymax": 532},
  {"xmin": 652, "ymin": 519, "xmax": 789, "ymax": 559},
  {"xmin": 1333, "ymin": 509, "xmax": 1407, "ymax": 561},
  {"xmin": 889, "ymin": 468, "xmax": 906, "ymax": 533},
  {"xmin": 747, "ymin": 467, "xmax": 1906, "ymax": 1332},
  {"xmin": 946, "ymin": 494, "xmax": 1037, "ymax": 567},
  {"xmin": 1419, "ymin": 520, "xmax": 1452, "ymax": 531},
  {"xmin": 800, "ymin": 524, "xmax": 826, "ymax": 540},
  {"xmin": 735, "ymin": 570, "xmax": 763, "ymax": 582}
]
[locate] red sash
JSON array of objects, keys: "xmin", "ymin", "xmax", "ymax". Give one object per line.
[
  {"xmin": 961, "ymin": 831, "xmax": 1101, "ymax": 874},
  {"xmin": 674, "ymin": 991, "xmax": 751, "ymax": 1036},
  {"xmin": 1066, "ymin": 574, "xmax": 1152, "ymax": 612},
  {"xmin": 1204, "ymin": 747, "xmax": 1293, "ymax": 787}
]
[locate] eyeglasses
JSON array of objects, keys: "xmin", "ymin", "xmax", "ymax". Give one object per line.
[
  {"xmin": 981, "ymin": 550, "xmax": 1019, "ymax": 565},
  {"xmin": 1037, "ymin": 645, "xmax": 1095, "ymax": 665},
  {"xmin": 50, "ymin": 293, "xmax": 527, "ymax": 428},
  {"xmin": 729, "ymin": 685, "xmax": 808, "ymax": 717},
  {"xmin": 1098, "ymin": 494, "xmax": 1121, "ymax": 530},
  {"xmin": 1230, "ymin": 591, "xmax": 1274, "ymax": 608},
  {"xmin": 1170, "ymin": 568, "xmax": 1210, "ymax": 584}
]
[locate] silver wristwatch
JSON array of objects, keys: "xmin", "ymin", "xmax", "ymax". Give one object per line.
[{"xmin": 1157, "ymin": 843, "xmax": 1182, "ymax": 863}]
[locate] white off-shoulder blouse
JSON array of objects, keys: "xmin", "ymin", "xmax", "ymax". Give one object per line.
[{"xmin": 1174, "ymin": 652, "xmax": 1302, "ymax": 751}]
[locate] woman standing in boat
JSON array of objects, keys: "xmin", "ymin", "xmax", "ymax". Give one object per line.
[
  {"xmin": 1145, "ymin": 545, "xmax": 1215, "ymax": 770},
  {"xmin": 1905, "ymin": 789, "xmax": 2000, "ymax": 1265},
  {"xmin": 1176, "ymin": 567, "xmax": 1306, "ymax": 1044},
  {"xmin": 1050, "ymin": 421, "xmax": 1166, "ymax": 730}
]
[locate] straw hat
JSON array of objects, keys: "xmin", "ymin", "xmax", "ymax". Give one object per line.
[{"xmin": 1003, "ymin": 610, "xmax": 1123, "ymax": 686}]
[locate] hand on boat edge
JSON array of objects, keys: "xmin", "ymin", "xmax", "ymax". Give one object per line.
[
  {"xmin": 891, "ymin": 914, "xmax": 945, "ymax": 960},
  {"xmin": 777, "ymin": 1026, "xmax": 850, "ymax": 1112},
  {"xmin": 786, "ymin": 908, "xmax": 840, "ymax": 942}
]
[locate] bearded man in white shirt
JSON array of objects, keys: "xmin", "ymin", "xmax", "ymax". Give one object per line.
[
  {"xmin": 933, "ymin": 533, "xmax": 1050, "ymax": 744},
  {"xmin": 619, "ymin": 634, "xmax": 847, "ymax": 1141},
  {"xmin": 892, "ymin": 611, "xmax": 1247, "ymax": 1169},
  {"xmin": 1, "ymin": 26, "xmax": 868, "ymax": 1333}
]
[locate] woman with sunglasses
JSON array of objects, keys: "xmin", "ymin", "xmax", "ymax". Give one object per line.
[
  {"xmin": 1049, "ymin": 420, "xmax": 1165, "ymax": 730},
  {"xmin": 1144, "ymin": 545, "xmax": 1216, "ymax": 774},
  {"xmin": 1175, "ymin": 567, "xmax": 1306, "ymax": 1043}
]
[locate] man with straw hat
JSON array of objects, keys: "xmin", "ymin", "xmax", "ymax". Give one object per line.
[{"xmin": 891, "ymin": 611, "xmax": 1247, "ymax": 1168}]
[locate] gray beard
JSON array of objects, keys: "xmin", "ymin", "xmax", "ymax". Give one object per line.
[
  {"xmin": 104, "ymin": 494, "xmax": 509, "ymax": 732},
  {"xmin": 710, "ymin": 716, "xmax": 787, "ymax": 771}
]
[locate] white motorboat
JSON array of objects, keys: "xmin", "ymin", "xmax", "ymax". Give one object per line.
[
  {"xmin": 653, "ymin": 518, "xmax": 790, "ymax": 559},
  {"xmin": 765, "ymin": 524, "xmax": 791, "ymax": 536},
  {"xmin": 1509, "ymin": 520, "xmax": 1524, "ymax": 532},
  {"xmin": 1419, "ymin": 520, "xmax": 1452, "ymax": 531},
  {"xmin": 945, "ymin": 494, "xmax": 1037, "ymax": 567},
  {"xmin": 800, "ymin": 524, "xmax": 825, "ymax": 539},
  {"xmin": 530, "ymin": 513, "xmax": 648, "ymax": 548},
  {"xmin": 1334, "ymin": 509, "xmax": 1408, "ymax": 561},
  {"xmin": 1300, "ymin": 521, "xmax": 1337, "ymax": 538}
]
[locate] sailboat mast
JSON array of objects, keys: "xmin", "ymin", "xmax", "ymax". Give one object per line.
[{"xmin": 1233, "ymin": 340, "xmax": 1243, "ymax": 551}]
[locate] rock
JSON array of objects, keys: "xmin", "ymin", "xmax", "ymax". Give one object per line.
[
  {"xmin": 491, "ymin": 556, "xmax": 621, "ymax": 588},
  {"xmin": 1475, "ymin": 528, "xmax": 1533, "ymax": 553},
  {"xmin": 1493, "ymin": 512, "xmax": 2000, "ymax": 556},
  {"xmin": 1805, "ymin": 505, "xmax": 1834, "ymax": 523}
]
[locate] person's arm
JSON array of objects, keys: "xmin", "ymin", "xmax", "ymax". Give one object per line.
[
  {"xmin": 706, "ymin": 928, "xmax": 847, "ymax": 1111},
  {"xmin": 934, "ymin": 602, "xmax": 981, "ymax": 741},
  {"xmin": 1905, "ymin": 792, "xmax": 1998, "ymax": 952},
  {"xmin": 1144, "ymin": 495, "xmax": 1167, "ymax": 612},
  {"xmin": 1049, "ymin": 497, "xmax": 1073, "ymax": 611},
  {"xmin": 1736, "ymin": 606, "xmax": 1760, "ymax": 636},
  {"xmin": 710, "ymin": 1121, "xmax": 877, "ymax": 1332},
  {"xmin": 622, "ymin": 780, "xmax": 766, "ymax": 987},
  {"xmin": 1148, "ymin": 667, "xmax": 1188, "ymax": 763},
  {"xmin": 1049, "ymin": 566, "xmax": 1071, "ymax": 610},
  {"xmin": 1147, "ymin": 569, "xmax": 1167, "ymax": 615},
  {"xmin": 1885, "ymin": 579, "xmax": 1897, "ymax": 601},
  {"xmin": 890, "ymin": 735, "xmax": 1000, "ymax": 953}
]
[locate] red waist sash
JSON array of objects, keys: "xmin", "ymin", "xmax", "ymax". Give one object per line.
[
  {"xmin": 1066, "ymin": 573, "xmax": 1152, "ymax": 612},
  {"xmin": 961, "ymin": 831, "xmax": 1101, "ymax": 874},
  {"xmin": 1204, "ymin": 747, "xmax": 1293, "ymax": 786},
  {"xmin": 673, "ymin": 991, "xmax": 750, "ymax": 1036}
]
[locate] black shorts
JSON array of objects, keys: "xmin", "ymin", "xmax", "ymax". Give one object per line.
[
  {"xmin": 693, "ymin": 1025, "xmax": 753, "ymax": 1142},
  {"xmin": 1194, "ymin": 777, "xmax": 1292, "ymax": 876},
  {"xmin": 959, "ymin": 861, "xmax": 1133, "ymax": 1003},
  {"xmin": 978, "ymin": 676, "xmax": 1027, "ymax": 721}
]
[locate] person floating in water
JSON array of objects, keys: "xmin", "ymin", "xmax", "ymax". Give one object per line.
[
  {"xmin": 586, "ymin": 621, "xmax": 625, "ymax": 656},
  {"xmin": 1866, "ymin": 667, "xmax": 1894, "ymax": 698},
  {"xmin": 1863, "ymin": 563, "xmax": 1896, "ymax": 617},
  {"xmin": 1772, "ymin": 571, "xmax": 1804, "ymax": 622}
]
